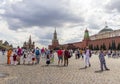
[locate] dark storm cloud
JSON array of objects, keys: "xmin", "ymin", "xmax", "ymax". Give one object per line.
[
  {"xmin": 39, "ymin": 33, "xmax": 52, "ymax": 41},
  {"xmin": 65, "ymin": 38, "xmax": 81, "ymax": 44},
  {"xmin": 88, "ymin": 23, "xmax": 100, "ymax": 30},
  {"xmin": 106, "ymin": 0, "xmax": 120, "ymax": 12},
  {"xmin": 38, "ymin": 39, "xmax": 51, "ymax": 46},
  {"xmin": 87, "ymin": 18, "xmax": 100, "ymax": 30},
  {"xmin": 1, "ymin": 0, "xmax": 84, "ymax": 30},
  {"xmin": 34, "ymin": 31, "xmax": 53, "ymax": 45}
]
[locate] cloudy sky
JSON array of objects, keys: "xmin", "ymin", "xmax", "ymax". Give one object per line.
[{"xmin": 0, "ymin": 0, "xmax": 120, "ymax": 48}]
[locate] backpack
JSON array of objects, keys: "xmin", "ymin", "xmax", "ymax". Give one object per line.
[
  {"xmin": 68, "ymin": 52, "xmax": 71, "ymax": 58},
  {"xmin": 35, "ymin": 50, "xmax": 40, "ymax": 55}
]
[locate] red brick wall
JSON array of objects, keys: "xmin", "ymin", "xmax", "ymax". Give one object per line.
[
  {"xmin": 49, "ymin": 36, "xmax": 120, "ymax": 50},
  {"xmin": 88, "ymin": 36, "xmax": 120, "ymax": 50},
  {"xmin": 63, "ymin": 36, "xmax": 120, "ymax": 50}
]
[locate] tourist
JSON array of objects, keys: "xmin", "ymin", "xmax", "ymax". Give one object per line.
[
  {"xmin": 80, "ymin": 49, "xmax": 83, "ymax": 59},
  {"xmin": 82, "ymin": 50, "xmax": 86, "ymax": 60},
  {"xmin": 41, "ymin": 47, "xmax": 45, "ymax": 57},
  {"xmin": 32, "ymin": 52, "xmax": 36, "ymax": 64},
  {"xmin": 112, "ymin": 50, "xmax": 116, "ymax": 58},
  {"xmin": 2, "ymin": 49, "xmax": 5, "ymax": 55},
  {"xmin": 50, "ymin": 50, "xmax": 54, "ymax": 63},
  {"xmin": 99, "ymin": 49, "xmax": 110, "ymax": 71},
  {"xmin": 45, "ymin": 48, "xmax": 50, "ymax": 58},
  {"xmin": 35, "ymin": 47, "xmax": 41, "ymax": 64},
  {"xmin": 46, "ymin": 54, "xmax": 50, "ymax": 66},
  {"xmin": 69, "ymin": 49, "xmax": 73, "ymax": 57},
  {"xmin": 108, "ymin": 50, "xmax": 111, "ymax": 58},
  {"xmin": 10, "ymin": 51, "xmax": 14, "ymax": 65},
  {"xmin": 117, "ymin": 50, "xmax": 120, "ymax": 58},
  {"xmin": 23, "ymin": 50, "xmax": 27, "ymax": 65},
  {"xmin": 84, "ymin": 47, "xmax": 91, "ymax": 68},
  {"xmin": 57, "ymin": 48, "xmax": 63, "ymax": 66},
  {"xmin": 77, "ymin": 49, "xmax": 80, "ymax": 59},
  {"xmin": 13, "ymin": 51, "xmax": 17, "ymax": 65},
  {"xmin": 74, "ymin": 49, "xmax": 78, "ymax": 59},
  {"xmin": 64, "ymin": 48, "xmax": 69, "ymax": 66},
  {"xmin": 27, "ymin": 51, "xmax": 32, "ymax": 64},
  {"xmin": 17, "ymin": 46, "xmax": 22, "ymax": 65},
  {"xmin": 7, "ymin": 49, "xmax": 12, "ymax": 64}
]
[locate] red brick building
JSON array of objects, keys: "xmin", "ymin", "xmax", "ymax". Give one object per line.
[
  {"xmin": 49, "ymin": 25, "xmax": 120, "ymax": 50},
  {"xmin": 49, "ymin": 29, "xmax": 60, "ymax": 50}
]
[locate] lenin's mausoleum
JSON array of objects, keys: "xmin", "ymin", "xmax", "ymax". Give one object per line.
[{"xmin": 49, "ymin": 24, "xmax": 120, "ymax": 50}]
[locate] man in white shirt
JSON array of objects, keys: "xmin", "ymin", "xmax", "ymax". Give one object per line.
[{"xmin": 84, "ymin": 47, "xmax": 91, "ymax": 68}]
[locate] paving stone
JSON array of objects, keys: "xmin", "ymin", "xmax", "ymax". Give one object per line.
[{"xmin": 0, "ymin": 52, "xmax": 120, "ymax": 84}]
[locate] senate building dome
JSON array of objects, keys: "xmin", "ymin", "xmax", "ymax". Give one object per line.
[{"xmin": 99, "ymin": 25, "xmax": 113, "ymax": 34}]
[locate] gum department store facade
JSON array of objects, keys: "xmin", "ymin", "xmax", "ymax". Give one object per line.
[{"xmin": 49, "ymin": 24, "xmax": 120, "ymax": 50}]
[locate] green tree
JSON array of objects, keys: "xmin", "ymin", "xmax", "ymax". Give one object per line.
[
  {"xmin": 94, "ymin": 46, "xmax": 96, "ymax": 50},
  {"xmin": 91, "ymin": 44, "xmax": 93, "ymax": 50},
  {"xmin": 117, "ymin": 43, "xmax": 120, "ymax": 50},
  {"xmin": 100, "ymin": 45, "xmax": 103, "ymax": 50},
  {"xmin": 96, "ymin": 45, "xmax": 99, "ymax": 50},
  {"xmin": 89, "ymin": 44, "xmax": 92, "ymax": 50},
  {"xmin": 89, "ymin": 44, "xmax": 93, "ymax": 50},
  {"xmin": 102, "ymin": 43, "xmax": 106, "ymax": 50},
  {"xmin": 114, "ymin": 41, "xmax": 116, "ymax": 50},
  {"xmin": 109, "ymin": 43, "xmax": 112, "ymax": 50},
  {"xmin": 112, "ymin": 40, "xmax": 116, "ymax": 50}
]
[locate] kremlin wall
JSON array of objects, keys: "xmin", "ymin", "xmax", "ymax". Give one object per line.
[{"xmin": 49, "ymin": 24, "xmax": 120, "ymax": 50}]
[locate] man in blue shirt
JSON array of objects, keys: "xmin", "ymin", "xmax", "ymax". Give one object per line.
[
  {"xmin": 99, "ymin": 49, "xmax": 110, "ymax": 71},
  {"xmin": 35, "ymin": 47, "xmax": 41, "ymax": 64}
]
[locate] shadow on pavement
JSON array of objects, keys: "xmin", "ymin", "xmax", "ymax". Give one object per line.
[
  {"xmin": 41, "ymin": 65, "xmax": 67, "ymax": 68},
  {"xmin": 79, "ymin": 67, "xmax": 87, "ymax": 70},
  {"xmin": 94, "ymin": 70, "xmax": 103, "ymax": 73}
]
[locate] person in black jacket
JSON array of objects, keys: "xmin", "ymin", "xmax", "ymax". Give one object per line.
[{"xmin": 64, "ymin": 48, "xmax": 70, "ymax": 66}]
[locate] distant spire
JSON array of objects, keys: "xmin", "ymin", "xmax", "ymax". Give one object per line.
[
  {"xmin": 52, "ymin": 27, "xmax": 59, "ymax": 46},
  {"xmin": 105, "ymin": 21, "xmax": 107, "ymax": 26},
  {"xmin": 85, "ymin": 28, "xmax": 88, "ymax": 32},
  {"xmin": 29, "ymin": 35, "xmax": 32, "ymax": 44},
  {"xmin": 53, "ymin": 27, "xmax": 57, "ymax": 40},
  {"xmin": 55, "ymin": 27, "xmax": 56, "ymax": 34},
  {"xmin": 105, "ymin": 21, "xmax": 108, "ymax": 28}
]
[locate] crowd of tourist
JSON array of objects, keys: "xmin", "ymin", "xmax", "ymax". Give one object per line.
[
  {"xmin": 2, "ymin": 46, "xmax": 120, "ymax": 71},
  {"xmin": 5, "ymin": 46, "xmax": 74, "ymax": 66}
]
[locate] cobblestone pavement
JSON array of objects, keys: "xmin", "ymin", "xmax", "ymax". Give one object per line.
[{"xmin": 0, "ymin": 52, "xmax": 120, "ymax": 84}]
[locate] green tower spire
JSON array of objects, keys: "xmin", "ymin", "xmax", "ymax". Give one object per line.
[{"xmin": 84, "ymin": 28, "xmax": 90, "ymax": 40}]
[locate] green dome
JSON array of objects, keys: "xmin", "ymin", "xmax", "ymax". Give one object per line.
[{"xmin": 99, "ymin": 26, "xmax": 113, "ymax": 34}]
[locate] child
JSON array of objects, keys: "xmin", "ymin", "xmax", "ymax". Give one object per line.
[
  {"xmin": 32, "ymin": 52, "xmax": 36, "ymax": 64},
  {"xmin": 27, "ymin": 52, "xmax": 32, "ymax": 65},
  {"xmin": 23, "ymin": 52, "xmax": 27, "ymax": 65},
  {"xmin": 46, "ymin": 55, "xmax": 50, "ymax": 66},
  {"xmin": 10, "ymin": 52, "xmax": 14, "ymax": 65},
  {"xmin": 13, "ymin": 52, "xmax": 17, "ymax": 65},
  {"xmin": 99, "ymin": 50, "xmax": 110, "ymax": 71},
  {"xmin": 50, "ymin": 50, "xmax": 54, "ymax": 63}
]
